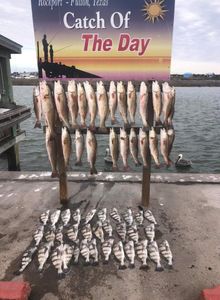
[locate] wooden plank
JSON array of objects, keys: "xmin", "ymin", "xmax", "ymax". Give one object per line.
[
  {"xmin": 0, "ymin": 111, "xmax": 31, "ymax": 130},
  {"xmin": 0, "ymin": 130, "xmax": 25, "ymax": 155}
]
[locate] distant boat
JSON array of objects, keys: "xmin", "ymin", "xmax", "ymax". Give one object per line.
[
  {"xmin": 175, "ymin": 154, "xmax": 192, "ymax": 168},
  {"xmin": 104, "ymin": 148, "xmax": 113, "ymax": 164}
]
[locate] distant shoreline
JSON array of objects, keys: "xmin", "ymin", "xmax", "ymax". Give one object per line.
[{"xmin": 12, "ymin": 78, "xmax": 220, "ymax": 87}]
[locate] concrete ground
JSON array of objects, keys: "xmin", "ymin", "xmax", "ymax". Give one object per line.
[{"xmin": 0, "ymin": 172, "xmax": 220, "ymax": 300}]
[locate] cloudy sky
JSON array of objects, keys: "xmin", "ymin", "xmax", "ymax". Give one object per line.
[{"xmin": 0, "ymin": 0, "xmax": 219, "ymax": 74}]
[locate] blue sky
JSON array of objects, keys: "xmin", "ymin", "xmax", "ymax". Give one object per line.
[{"xmin": 0, "ymin": 0, "xmax": 219, "ymax": 74}]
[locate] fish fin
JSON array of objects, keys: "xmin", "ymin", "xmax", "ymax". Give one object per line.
[
  {"xmin": 75, "ymin": 160, "xmax": 83, "ymax": 166},
  {"xmin": 112, "ymin": 166, "xmax": 119, "ymax": 172},
  {"xmin": 167, "ymin": 264, "xmax": 173, "ymax": 270},
  {"xmin": 34, "ymin": 121, "xmax": 42, "ymax": 129},
  {"xmin": 129, "ymin": 263, "xmax": 135, "ymax": 269},
  {"xmin": 155, "ymin": 266, "xmax": 164, "ymax": 272},
  {"xmin": 90, "ymin": 166, "xmax": 98, "ymax": 175},
  {"xmin": 103, "ymin": 260, "xmax": 109, "ymax": 265},
  {"xmin": 119, "ymin": 265, "xmax": 127, "ymax": 270},
  {"xmin": 73, "ymin": 260, "xmax": 79, "ymax": 265},
  {"xmin": 14, "ymin": 269, "xmax": 21, "ymax": 276},
  {"xmin": 51, "ymin": 171, "xmax": 59, "ymax": 178},
  {"xmin": 84, "ymin": 261, "xmax": 90, "ymax": 266},
  {"xmin": 58, "ymin": 272, "xmax": 66, "ymax": 279},
  {"xmin": 92, "ymin": 261, "xmax": 99, "ymax": 266},
  {"xmin": 140, "ymin": 265, "xmax": 150, "ymax": 270},
  {"xmin": 63, "ymin": 267, "xmax": 71, "ymax": 274}
]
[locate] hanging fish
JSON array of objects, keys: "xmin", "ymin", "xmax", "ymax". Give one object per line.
[
  {"xmin": 51, "ymin": 243, "xmax": 65, "ymax": 278},
  {"xmin": 159, "ymin": 240, "xmax": 173, "ymax": 269},
  {"xmin": 135, "ymin": 239, "xmax": 149, "ymax": 270},
  {"xmin": 152, "ymin": 81, "xmax": 162, "ymax": 126},
  {"xmin": 145, "ymin": 224, "xmax": 155, "ymax": 242},
  {"xmin": 160, "ymin": 128, "xmax": 170, "ymax": 167},
  {"xmin": 113, "ymin": 241, "xmax": 127, "ymax": 270},
  {"xmin": 124, "ymin": 240, "xmax": 135, "ymax": 268},
  {"xmin": 33, "ymin": 86, "xmax": 42, "ymax": 129},
  {"xmin": 80, "ymin": 239, "xmax": 90, "ymax": 265},
  {"xmin": 45, "ymin": 127, "xmax": 58, "ymax": 178},
  {"xmin": 127, "ymin": 81, "xmax": 137, "ymax": 125},
  {"xmin": 86, "ymin": 129, "xmax": 98, "ymax": 175},
  {"xmin": 109, "ymin": 128, "xmax": 119, "ymax": 171},
  {"xmin": 67, "ymin": 224, "xmax": 78, "ymax": 242},
  {"xmin": 127, "ymin": 224, "xmax": 139, "ymax": 244},
  {"xmin": 38, "ymin": 241, "xmax": 52, "ymax": 272},
  {"xmin": 55, "ymin": 225, "xmax": 63, "ymax": 243},
  {"xmin": 33, "ymin": 225, "xmax": 44, "ymax": 246},
  {"xmin": 149, "ymin": 127, "xmax": 160, "ymax": 167},
  {"xmin": 97, "ymin": 208, "xmax": 107, "ymax": 223},
  {"xmin": 89, "ymin": 238, "xmax": 99, "ymax": 266},
  {"xmin": 116, "ymin": 222, "xmax": 126, "ymax": 242},
  {"xmin": 102, "ymin": 219, "xmax": 113, "ymax": 237},
  {"xmin": 109, "ymin": 81, "xmax": 117, "ymax": 124},
  {"xmin": 62, "ymin": 243, "xmax": 74, "ymax": 273},
  {"xmin": 162, "ymin": 82, "xmax": 175, "ymax": 127},
  {"xmin": 139, "ymin": 128, "xmax": 149, "ymax": 168},
  {"xmin": 96, "ymin": 81, "xmax": 108, "ymax": 128},
  {"xmin": 73, "ymin": 240, "xmax": 80, "ymax": 264},
  {"xmin": 120, "ymin": 128, "xmax": 129, "ymax": 171},
  {"xmin": 93, "ymin": 221, "xmax": 104, "ymax": 243},
  {"xmin": 40, "ymin": 210, "xmax": 50, "ymax": 226},
  {"xmin": 61, "ymin": 127, "xmax": 72, "ymax": 168},
  {"xmin": 67, "ymin": 80, "xmax": 78, "ymax": 127},
  {"xmin": 77, "ymin": 83, "xmax": 87, "ymax": 127},
  {"xmin": 84, "ymin": 81, "xmax": 97, "ymax": 129},
  {"xmin": 144, "ymin": 209, "xmax": 157, "ymax": 225},
  {"xmin": 15, "ymin": 246, "xmax": 37, "ymax": 275},
  {"xmin": 54, "ymin": 80, "xmax": 70, "ymax": 128},
  {"xmin": 84, "ymin": 209, "xmax": 96, "ymax": 224},
  {"xmin": 117, "ymin": 81, "xmax": 128, "ymax": 126},
  {"xmin": 135, "ymin": 210, "xmax": 144, "ymax": 226},
  {"xmin": 148, "ymin": 241, "xmax": 164, "ymax": 272},
  {"xmin": 167, "ymin": 128, "xmax": 175, "ymax": 159},
  {"xmin": 72, "ymin": 208, "xmax": 81, "ymax": 225},
  {"xmin": 167, "ymin": 87, "xmax": 175, "ymax": 126},
  {"xmin": 129, "ymin": 128, "xmax": 141, "ymax": 166},
  {"xmin": 110, "ymin": 208, "xmax": 121, "ymax": 223},
  {"xmin": 102, "ymin": 238, "xmax": 114, "ymax": 264},
  {"xmin": 81, "ymin": 224, "xmax": 93, "ymax": 241},
  {"xmin": 61, "ymin": 209, "xmax": 71, "ymax": 226},
  {"xmin": 50, "ymin": 209, "xmax": 61, "ymax": 226},
  {"xmin": 123, "ymin": 208, "xmax": 133, "ymax": 226},
  {"xmin": 75, "ymin": 129, "xmax": 84, "ymax": 166},
  {"xmin": 139, "ymin": 82, "xmax": 149, "ymax": 129},
  {"xmin": 44, "ymin": 227, "xmax": 56, "ymax": 243}
]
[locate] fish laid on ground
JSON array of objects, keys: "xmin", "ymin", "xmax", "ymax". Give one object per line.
[
  {"xmin": 67, "ymin": 80, "xmax": 78, "ymax": 127},
  {"xmin": 159, "ymin": 240, "xmax": 173, "ymax": 269},
  {"xmin": 86, "ymin": 130, "xmax": 97, "ymax": 175},
  {"xmin": 102, "ymin": 219, "xmax": 113, "ymax": 237},
  {"xmin": 72, "ymin": 208, "xmax": 81, "ymax": 225},
  {"xmin": 148, "ymin": 241, "xmax": 164, "ymax": 272},
  {"xmin": 51, "ymin": 243, "xmax": 64, "ymax": 278},
  {"xmin": 81, "ymin": 224, "xmax": 93, "ymax": 241},
  {"xmin": 97, "ymin": 208, "xmax": 107, "ymax": 223},
  {"xmin": 61, "ymin": 209, "xmax": 71, "ymax": 226},
  {"xmin": 62, "ymin": 243, "xmax": 74, "ymax": 273},
  {"xmin": 120, "ymin": 128, "xmax": 129, "ymax": 171},
  {"xmin": 130, "ymin": 128, "xmax": 141, "ymax": 166},
  {"xmin": 50, "ymin": 209, "xmax": 61, "ymax": 226},
  {"xmin": 127, "ymin": 81, "xmax": 137, "ymax": 125},
  {"xmin": 116, "ymin": 222, "xmax": 126, "ymax": 242},
  {"xmin": 110, "ymin": 208, "xmax": 121, "ymax": 223},
  {"xmin": 33, "ymin": 225, "xmax": 44, "ymax": 246},
  {"xmin": 93, "ymin": 221, "xmax": 104, "ymax": 243},
  {"xmin": 97, "ymin": 81, "xmax": 108, "ymax": 128},
  {"xmin": 127, "ymin": 224, "xmax": 139, "ymax": 244},
  {"xmin": 89, "ymin": 238, "xmax": 99, "ymax": 266},
  {"xmin": 139, "ymin": 82, "xmax": 149, "ymax": 128},
  {"xmin": 67, "ymin": 224, "xmax": 78, "ymax": 242},
  {"xmin": 33, "ymin": 86, "xmax": 42, "ymax": 128},
  {"xmin": 45, "ymin": 127, "xmax": 58, "ymax": 178},
  {"xmin": 135, "ymin": 210, "xmax": 144, "ymax": 226},
  {"xmin": 84, "ymin": 209, "xmax": 96, "ymax": 224},
  {"xmin": 135, "ymin": 239, "xmax": 149, "ymax": 270},
  {"xmin": 117, "ymin": 81, "xmax": 128, "ymax": 126},
  {"xmin": 44, "ymin": 227, "xmax": 56, "ymax": 243},
  {"xmin": 80, "ymin": 239, "xmax": 90, "ymax": 265},
  {"xmin": 167, "ymin": 87, "xmax": 175, "ymax": 126},
  {"xmin": 73, "ymin": 240, "xmax": 80, "ymax": 264},
  {"xmin": 139, "ymin": 128, "xmax": 149, "ymax": 168},
  {"xmin": 152, "ymin": 81, "xmax": 162, "ymax": 126},
  {"xmin": 75, "ymin": 129, "xmax": 84, "ymax": 166},
  {"xmin": 167, "ymin": 128, "xmax": 175, "ymax": 158},
  {"xmin": 54, "ymin": 80, "xmax": 70, "ymax": 128},
  {"xmin": 109, "ymin": 81, "xmax": 117, "ymax": 124},
  {"xmin": 162, "ymin": 82, "xmax": 173, "ymax": 127},
  {"xmin": 124, "ymin": 240, "xmax": 135, "ymax": 268},
  {"xmin": 123, "ymin": 208, "xmax": 133, "ymax": 226},
  {"xmin": 40, "ymin": 210, "xmax": 50, "ymax": 226},
  {"xmin": 160, "ymin": 128, "xmax": 170, "ymax": 166},
  {"xmin": 102, "ymin": 238, "xmax": 114, "ymax": 264},
  {"xmin": 38, "ymin": 241, "xmax": 52, "ymax": 272},
  {"xmin": 40, "ymin": 81, "xmax": 56, "ymax": 137},
  {"xmin": 77, "ymin": 83, "xmax": 87, "ymax": 127},
  {"xmin": 109, "ymin": 128, "xmax": 119, "ymax": 171},
  {"xmin": 145, "ymin": 224, "xmax": 155, "ymax": 242},
  {"xmin": 113, "ymin": 241, "xmax": 127, "ymax": 269},
  {"xmin": 61, "ymin": 127, "xmax": 72, "ymax": 168},
  {"xmin": 149, "ymin": 127, "xmax": 160, "ymax": 167},
  {"xmin": 84, "ymin": 81, "xmax": 97, "ymax": 129},
  {"xmin": 144, "ymin": 209, "xmax": 157, "ymax": 225},
  {"xmin": 15, "ymin": 246, "xmax": 37, "ymax": 275},
  {"xmin": 55, "ymin": 225, "xmax": 63, "ymax": 243}
]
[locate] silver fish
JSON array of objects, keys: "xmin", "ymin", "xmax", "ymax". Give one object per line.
[
  {"xmin": 75, "ymin": 129, "xmax": 84, "ymax": 166},
  {"xmin": 139, "ymin": 82, "xmax": 148, "ymax": 128},
  {"xmin": 152, "ymin": 81, "xmax": 162, "ymax": 126},
  {"xmin": 127, "ymin": 81, "xmax": 136, "ymax": 125},
  {"xmin": 110, "ymin": 207, "xmax": 121, "ymax": 223},
  {"xmin": 38, "ymin": 241, "xmax": 52, "ymax": 272},
  {"xmin": 124, "ymin": 240, "xmax": 135, "ymax": 268},
  {"xmin": 162, "ymin": 82, "xmax": 175, "ymax": 127},
  {"xmin": 80, "ymin": 239, "xmax": 90, "ymax": 265},
  {"xmin": 81, "ymin": 224, "xmax": 93, "ymax": 241},
  {"xmin": 50, "ymin": 209, "xmax": 61, "ymax": 226},
  {"xmin": 135, "ymin": 239, "xmax": 149, "ymax": 270},
  {"xmin": 84, "ymin": 209, "xmax": 96, "ymax": 224},
  {"xmin": 67, "ymin": 224, "xmax": 78, "ymax": 242},
  {"xmin": 160, "ymin": 128, "xmax": 169, "ymax": 166},
  {"xmin": 97, "ymin": 208, "xmax": 107, "ymax": 223},
  {"xmin": 62, "ymin": 127, "xmax": 72, "ymax": 168},
  {"xmin": 72, "ymin": 208, "xmax": 81, "ymax": 225},
  {"xmin": 62, "ymin": 243, "xmax": 74, "ymax": 273},
  {"xmin": 61, "ymin": 209, "xmax": 71, "ymax": 226},
  {"xmin": 109, "ymin": 81, "xmax": 117, "ymax": 124},
  {"xmin": 84, "ymin": 81, "xmax": 97, "ymax": 129},
  {"xmin": 135, "ymin": 210, "xmax": 144, "ymax": 226},
  {"xmin": 127, "ymin": 224, "xmax": 139, "ymax": 244},
  {"xmin": 139, "ymin": 128, "xmax": 149, "ymax": 168},
  {"xmin": 117, "ymin": 81, "xmax": 128, "ymax": 126},
  {"xmin": 54, "ymin": 80, "xmax": 70, "ymax": 128},
  {"xmin": 15, "ymin": 246, "xmax": 37, "ymax": 275},
  {"xmin": 167, "ymin": 128, "xmax": 175, "ymax": 158},
  {"xmin": 159, "ymin": 240, "xmax": 173, "ymax": 269},
  {"xmin": 44, "ymin": 227, "xmax": 55, "ymax": 243},
  {"xmin": 97, "ymin": 81, "xmax": 108, "ymax": 128},
  {"xmin": 113, "ymin": 241, "xmax": 127, "ymax": 269},
  {"xmin": 55, "ymin": 225, "xmax": 63, "ymax": 243},
  {"xmin": 86, "ymin": 129, "xmax": 98, "ymax": 175},
  {"xmin": 148, "ymin": 241, "xmax": 164, "ymax": 272},
  {"xmin": 109, "ymin": 128, "xmax": 119, "ymax": 171},
  {"xmin": 45, "ymin": 127, "xmax": 58, "ymax": 178},
  {"xmin": 40, "ymin": 210, "xmax": 50, "ymax": 226},
  {"xmin": 144, "ymin": 210, "xmax": 157, "ymax": 225},
  {"xmin": 51, "ymin": 244, "xmax": 64, "ymax": 278},
  {"xmin": 123, "ymin": 208, "xmax": 133, "ymax": 226},
  {"xmin": 116, "ymin": 222, "xmax": 126, "ymax": 242},
  {"xmin": 73, "ymin": 239, "xmax": 80, "ymax": 264},
  {"xmin": 89, "ymin": 238, "xmax": 99, "ymax": 266},
  {"xmin": 33, "ymin": 225, "xmax": 44, "ymax": 246},
  {"xmin": 149, "ymin": 127, "xmax": 160, "ymax": 167},
  {"xmin": 167, "ymin": 87, "xmax": 175, "ymax": 126},
  {"xmin": 67, "ymin": 80, "xmax": 78, "ymax": 127},
  {"xmin": 33, "ymin": 86, "xmax": 42, "ymax": 128},
  {"xmin": 129, "ymin": 128, "xmax": 141, "ymax": 166},
  {"xmin": 93, "ymin": 221, "xmax": 104, "ymax": 243},
  {"xmin": 102, "ymin": 219, "xmax": 113, "ymax": 237},
  {"xmin": 145, "ymin": 224, "xmax": 155, "ymax": 242},
  {"xmin": 77, "ymin": 83, "xmax": 87, "ymax": 127},
  {"xmin": 120, "ymin": 128, "xmax": 129, "ymax": 171},
  {"xmin": 102, "ymin": 238, "xmax": 114, "ymax": 264}
]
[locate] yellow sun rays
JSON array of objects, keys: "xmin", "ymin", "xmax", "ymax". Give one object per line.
[{"xmin": 142, "ymin": 0, "xmax": 168, "ymax": 23}]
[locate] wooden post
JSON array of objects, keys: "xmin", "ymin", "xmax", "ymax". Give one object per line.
[{"xmin": 6, "ymin": 126, "xmax": 20, "ymax": 171}]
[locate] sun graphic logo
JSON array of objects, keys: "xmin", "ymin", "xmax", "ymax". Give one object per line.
[{"xmin": 142, "ymin": 0, "xmax": 168, "ymax": 23}]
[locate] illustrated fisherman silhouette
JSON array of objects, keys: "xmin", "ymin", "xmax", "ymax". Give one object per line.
[{"xmin": 37, "ymin": 34, "xmax": 100, "ymax": 79}]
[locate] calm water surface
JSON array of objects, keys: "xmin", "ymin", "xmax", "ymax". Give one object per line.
[{"xmin": 0, "ymin": 86, "xmax": 220, "ymax": 173}]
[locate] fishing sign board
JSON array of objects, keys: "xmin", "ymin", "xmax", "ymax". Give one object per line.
[{"xmin": 31, "ymin": 0, "xmax": 175, "ymax": 80}]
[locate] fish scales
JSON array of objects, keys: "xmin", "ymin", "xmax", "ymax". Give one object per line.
[
  {"xmin": 67, "ymin": 80, "xmax": 78, "ymax": 127},
  {"xmin": 77, "ymin": 83, "xmax": 87, "ymax": 127},
  {"xmin": 84, "ymin": 81, "xmax": 97, "ymax": 129},
  {"xmin": 135, "ymin": 211, "xmax": 144, "ymax": 226},
  {"xmin": 16, "ymin": 246, "xmax": 37, "ymax": 274},
  {"xmin": 33, "ymin": 86, "xmax": 42, "ymax": 129},
  {"xmin": 50, "ymin": 209, "xmax": 61, "ymax": 226},
  {"xmin": 127, "ymin": 225, "xmax": 139, "ymax": 244},
  {"xmin": 51, "ymin": 244, "xmax": 65, "ymax": 277},
  {"xmin": 61, "ymin": 209, "xmax": 71, "ymax": 226},
  {"xmin": 61, "ymin": 127, "xmax": 72, "ymax": 168},
  {"xmin": 139, "ymin": 128, "xmax": 149, "ymax": 168},
  {"xmin": 97, "ymin": 208, "xmax": 107, "ymax": 223},
  {"xmin": 116, "ymin": 222, "xmax": 126, "ymax": 242},
  {"xmin": 110, "ymin": 208, "xmax": 121, "ymax": 223},
  {"xmin": 148, "ymin": 241, "xmax": 164, "ymax": 272},
  {"xmin": 139, "ymin": 82, "xmax": 149, "ymax": 128},
  {"xmin": 102, "ymin": 219, "xmax": 113, "ymax": 237},
  {"xmin": 117, "ymin": 81, "xmax": 128, "ymax": 126},
  {"xmin": 86, "ymin": 130, "xmax": 98, "ymax": 175},
  {"xmin": 97, "ymin": 81, "xmax": 108, "ymax": 128},
  {"xmin": 135, "ymin": 239, "xmax": 149, "ymax": 270},
  {"xmin": 129, "ymin": 128, "xmax": 141, "ymax": 166},
  {"xmin": 124, "ymin": 240, "xmax": 135, "ymax": 268},
  {"xmin": 160, "ymin": 128, "xmax": 170, "ymax": 166},
  {"xmin": 102, "ymin": 238, "xmax": 114, "ymax": 264},
  {"xmin": 127, "ymin": 81, "xmax": 137, "ymax": 125},
  {"xmin": 144, "ymin": 210, "xmax": 157, "ymax": 224},
  {"xmin": 120, "ymin": 128, "xmax": 129, "ymax": 171},
  {"xmin": 152, "ymin": 81, "xmax": 162, "ymax": 125},
  {"xmin": 67, "ymin": 224, "xmax": 78, "ymax": 242},
  {"xmin": 73, "ymin": 240, "xmax": 80, "ymax": 264},
  {"xmin": 72, "ymin": 208, "xmax": 81, "ymax": 225},
  {"xmin": 80, "ymin": 239, "xmax": 90, "ymax": 265},
  {"xmin": 75, "ymin": 130, "xmax": 84, "ymax": 166},
  {"xmin": 93, "ymin": 221, "xmax": 104, "ymax": 243},
  {"xmin": 145, "ymin": 224, "xmax": 155, "ymax": 242},
  {"xmin": 54, "ymin": 80, "xmax": 70, "ymax": 128},
  {"xmin": 38, "ymin": 242, "xmax": 52, "ymax": 272},
  {"xmin": 44, "ymin": 228, "xmax": 55, "ymax": 243},
  {"xmin": 109, "ymin": 81, "xmax": 117, "ymax": 124},
  {"xmin": 149, "ymin": 127, "xmax": 160, "ymax": 167},
  {"xmin": 33, "ymin": 225, "xmax": 44, "ymax": 246},
  {"xmin": 109, "ymin": 128, "xmax": 119, "ymax": 171},
  {"xmin": 84, "ymin": 209, "xmax": 96, "ymax": 224},
  {"xmin": 159, "ymin": 240, "xmax": 173, "ymax": 269},
  {"xmin": 40, "ymin": 210, "xmax": 50, "ymax": 226},
  {"xmin": 81, "ymin": 224, "xmax": 93, "ymax": 241},
  {"xmin": 113, "ymin": 241, "xmax": 127, "ymax": 269},
  {"xmin": 89, "ymin": 239, "xmax": 99, "ymax": 265},
  {"xmin": 45, "ymin": 126, "xmax": 58, "ymax": 178},
  {"xmin": 123, "ymin": 208, "xmax": 133, "ymax": 226}
]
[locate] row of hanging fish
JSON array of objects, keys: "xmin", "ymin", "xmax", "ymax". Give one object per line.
[
  {"xmin": 16, "ymin": 207, "xmax": 173, "ymax": 277},
  {"xmin": 33, "ymin": 80, "xmax": 175, "ymax": 131}
]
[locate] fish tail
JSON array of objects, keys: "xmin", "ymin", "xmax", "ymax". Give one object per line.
[
  {"xmin": 84, "ymin": 261, "xmax": 90, "ymax": 266},
  {"xmin": 129, "ymin": 263, "xmax": 135, "ymax": 269},
  {"xmin": 14, "ymin": 269, "xmax": 22, "ymax": 276},
  {"xmin": 135, "ymin": 160, "xmax": 142, "ymax": 167},
  {"xmin": 138, "ymin": 205, "xmax": 144, "ymax": 211},
  {"xmin": 119, "ymin": 264, "xmax": 127, "ymax": 270},
  {"xmin": 167, "ymin": 263, "xmax": 173, "ymax": 270},
  {"xmin": 75, "ymin": 160, "xmax": 83, "ymax": 166},
  {"xmin": 73, "ymin": 259, "xmax": 79, "ymax": 265},
  {"xmin": 155, "ymin": 264, "xmax": 164, "ymax": 272},
  {"xmin": 51, "ymin": 171, "xmax": 59, "ymax": 178},
  {"xmin": 112, "ymin": 165, "xmax": 118, "ymax": 172},
  {"xmin": 103, "ymin": 260, "xmax": 109, "ymax": 265},
  {"xmin": 140, "ymin": 264, "xmax": 150, "ymax": 271},
  {"xmin": 130, "ymin": 121, "xmax": 135, "ymax": 127},
  {"xmin": 58, "ymin": 272, "xmax": 65, "ymax": 279},
  {"xmin": 90, "ymin": 166, "xmax": 98, "ymax": 175},
  {"xmin": 123, "ymin": 165, "xmax": 130, "ymax": 172},
  {"xmin": 63, "ymin": 267, "xmax": 71, "ymax": 274},
  {"xmin": 34, "ymin": 121, "xmax": 42, "ymax": 129},
  {"xmin": 92, "ymin": 261, "xmax": 99, "ymax": 266},
  {"xmin": 89, "ymin": 124, "xmax": 96, "ymax": 131}
]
